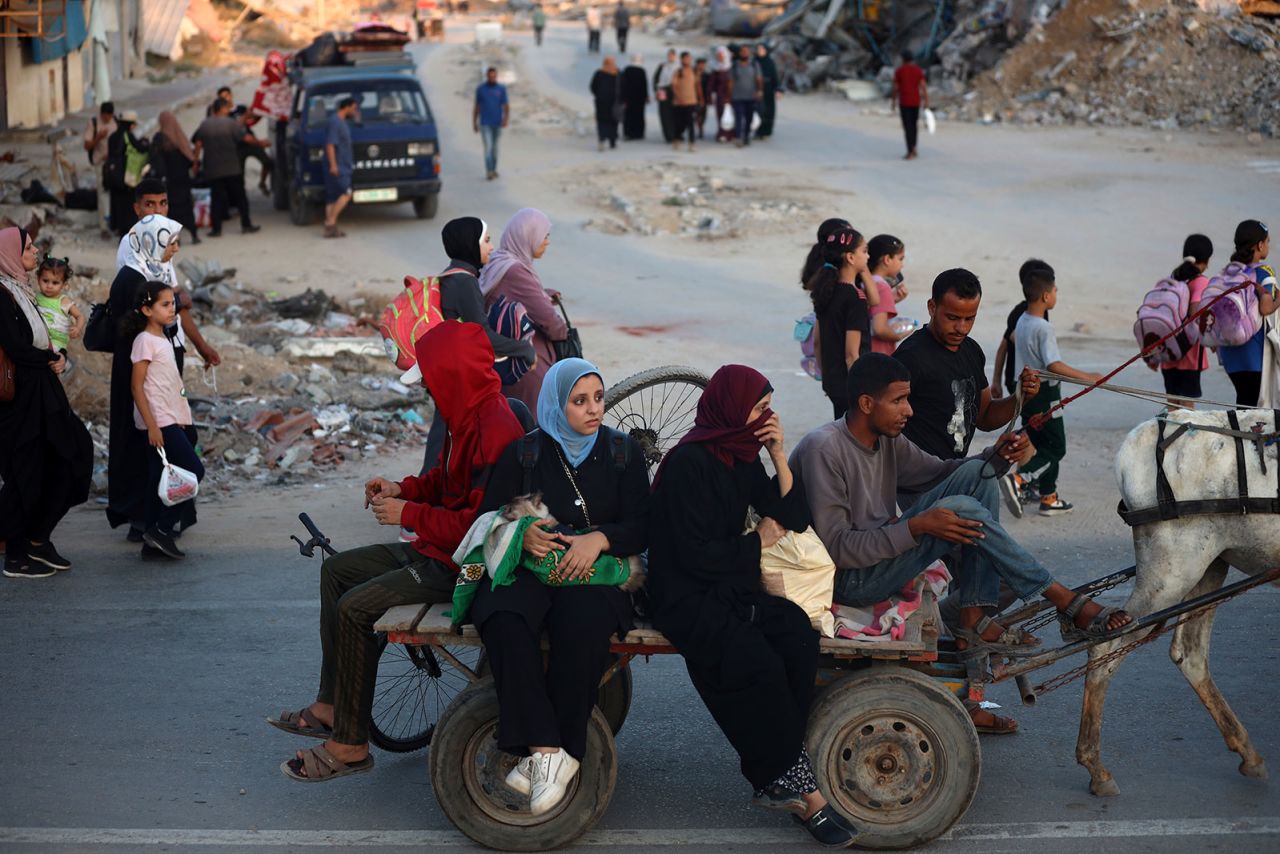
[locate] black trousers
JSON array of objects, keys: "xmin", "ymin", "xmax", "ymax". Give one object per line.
[
  {"xmin": 900, "ymin": 105, "xmax": 920, "ymax": 154},
  {"xmin": 616, "ymin": 28, "xmax": 628, "ymax": 52},
  {"xmin": 318, "ymin": 543, "xmax": 455, "ymax": 744},
  {"xmin": 240, "ymin": 144, "xmax": 274, "ymax": 188},
  {"xmin": 209, "ymin": 174, "xmax": 252, "ymax": 231},
  {"xmin": 680, "ymin": 595, "xmax": 819, "ymax": 790},
  {"xmin": 477, "ymin": 573, "xmax": 619, "ymax": 760},
  {"xmin": 587, "ymin": 29, "xmax": 600, "ymax": 52},
  {"xmin": 673, "ymin": 105, "xmax": 696, "ymax": 144},
  {"xmin": 1229, "ymin": 371, "xmax": 1262, "ymax": 407},
  {"xmin": 658, "ymin": 90, "xmax": 674, "ymax": 141},
  {"xmin": 534, "ymin": 25, "xmax": 543, "ymax": 45}
]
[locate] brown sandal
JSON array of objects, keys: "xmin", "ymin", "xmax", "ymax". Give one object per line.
[
  {"xmin": 266, "ymin": 707, "xmax": 332, "ymax": 739},
  {"xmin": 969, "ymin": 708, "xmax": 1019, "ymax": 735},
  {"xmin": 280, "ymin": 744, "xmax": 374, "ymax": 783}
]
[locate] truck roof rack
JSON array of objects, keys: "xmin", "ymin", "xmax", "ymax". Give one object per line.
[{"xmin": 291, "ymin": 53, "xmax": 417, "ymax": 85}]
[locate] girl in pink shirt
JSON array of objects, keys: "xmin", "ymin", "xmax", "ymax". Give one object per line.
[
  {"xmin": 867, "ymin": 234, "xmax": 912, "ymax": 355},
  {"xmin": 125, "ymin": 280, "xmax": 204, "ymax": 559},
  {"xmin": 1161, "ymin": 234, "xmax": 1213, "ymax": 410}
]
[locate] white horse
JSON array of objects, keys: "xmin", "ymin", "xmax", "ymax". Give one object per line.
[{"xmin": 1075, "ymin": 408, "xmax": 1280, "ymax": 796}]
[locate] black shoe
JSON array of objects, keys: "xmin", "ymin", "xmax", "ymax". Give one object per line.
[
  {"xmin": 27, "ymin": 541, "xmax": 71, "ymax": 571},
  {"xmin": 208, "ymin": 228, "xmax": 222, "ymax": 238},
  {"xmin": 4, "ymin": 558, "xmax": 55, "ymax": 579},
  {"xmin": 126, "ymin": 527, "xmax": 145, "ymax": 543},
  {"xmin": 750, "ymin": 782, "xmax": 808, "ymax": 816},
  {"xmin": 142, "ymin": 527, "xmax": 185, "ymax": 559},
  {"xmin": 189, "ymin": 233, "xmax": 202, "ymax": 245},
  {"xmin": 794, "ymin": 806, "xmax": 860, "ymax": 848},
  {"xmin": 242, "ymin": 224, "xmax": 261, "ymax": 235}
]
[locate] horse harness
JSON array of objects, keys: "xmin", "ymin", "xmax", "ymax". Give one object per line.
[{"xmin": 1117, "ymin": 411, "xmax": 1280, "ymax": 527}]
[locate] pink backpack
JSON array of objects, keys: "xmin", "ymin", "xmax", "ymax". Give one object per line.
[
  {"xmin": 1202, "ymin": 262, "xmax": 1261, "ymax": 348},
  {"xmin": 1133, "ymin": 278, "xmax": 1199, "ymax": 366}
]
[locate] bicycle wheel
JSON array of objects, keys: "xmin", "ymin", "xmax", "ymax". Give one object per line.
[
  {"xmin": 369, "ymin": 634, "xmax": 483, "ymax": 753},
  {"xmin": 604, "ymin": 366, "xmax": 709, "ymax": 475}
]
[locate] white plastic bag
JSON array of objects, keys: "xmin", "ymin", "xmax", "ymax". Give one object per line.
[
  {"xmin": 923, "ymin": 107, "xmax": 937, "ymax": 135},
  {"xmin": 157, "ymin": 447, "xmax": 199, "ymax": 507},
  {"xmin": 720, "ymin": 104, "xmax": 734, "ymax": 132}
]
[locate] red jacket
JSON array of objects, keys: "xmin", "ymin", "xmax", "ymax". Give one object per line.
[{"xmin": 397, "ymin": 322, "xmax": 524, "ymax": 569}]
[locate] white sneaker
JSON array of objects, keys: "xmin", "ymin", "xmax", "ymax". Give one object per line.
[
  {"xmin": 529, "ymin": 750, "xmax": 579, "ymax": 815},
  {"xmin": 504, "ymin": 755, "xmax": 534, "ymax": 796}
]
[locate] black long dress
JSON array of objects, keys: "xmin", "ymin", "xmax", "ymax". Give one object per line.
[
  {"xmin": 648, "ymin": 443, "xmax": 815, "ymax": 791},
  {"xmin": 106, "ymin": 128, "xmax": 146, "ymax": 237},
  {"xmin": 619, "ymin": 65, "xmax": 648, "ymax": 140},
  {"xmin": 589, "ymin": 71, "xmax": 620, "ymax": 147},
  {"xmin": 473, "ymin": 428, "xmax": 649, "ymax": 759},
  {"xmin": 150, "ymin": 136, "xmax": 197, "ymax": 237},
  {"xmin": 105, "ymin": 266, "xmax": 150, "ymax": 531},
  {"xmin": 0, "ymin": 286, "xmax": 92, "ymax": 548}
]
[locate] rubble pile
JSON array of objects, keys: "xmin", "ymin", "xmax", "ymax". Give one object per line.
[
  {"xmin": 572, "ymin": 162, "xmax": 816, "ymax": 239},
  {"xmin": 455, "ymin": 43, "xmax": 589, "ymax": 137},
  {"xmin": 950, "ymin": 0, "xmax": 1280, "ymax": 136},
  {"xmin": 54, "ymin": 261, "xmax": 434, "ymax": 497}
]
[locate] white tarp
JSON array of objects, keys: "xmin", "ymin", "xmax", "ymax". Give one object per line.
[{"xmin": 141, "ymin": 0, "xmax": 190, "ymax": 57}]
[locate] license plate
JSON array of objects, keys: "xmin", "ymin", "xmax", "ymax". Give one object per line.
[{"xmin": 353, "ymin": 187, "xmax": 397, "ymax": 203}]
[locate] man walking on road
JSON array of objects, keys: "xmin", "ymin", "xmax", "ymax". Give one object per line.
[
  {"xmin": 473, "ymin": 67, "xmax": 509, "ymax": 181},
  {"xmin": 891, "ymin": 50, "xmax": 928, "ymax": 160},
  {"xmin": 654, "ymin": 48, "xmax": 678, "ymax": 143},
  {"xmin": 323, "ymin": 96, "xmax": 357, "ymax": 239},
  {"xmin": 585, "ymin": 6, "xmax": 602, "ymax": 53},
  {"xmin": 82, "ymin": 101, "xmax": 116, "ymax": 239},
  {"xmin": 728, "ymin": 44, "xmax": 762, "ymax": 147},
  {"xmin": 613, "ymin": 1, "xmax": 630, "ymax": 53},
  {"xmin": 532, "ymin": 3, "xmax": 546, "ymax": 45},
  {"xmin": 193, "ymin": 99, "xmax": 263, "ymax": 236}
]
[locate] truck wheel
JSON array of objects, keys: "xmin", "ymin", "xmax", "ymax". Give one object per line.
[
  {"xmin": 430, "ymin": 681, "xmax": 617, "ymax": 851},
  {"xmin": 806, "ymin": 667, "xmax": 980, "ymax": 850},
  {"xmin": 596, "ymin": 656, "xmax": 632, "ymax": 736},
  {"xmin": 289, "ymin": 185, "xmax": 318, "ymax": 226},
  {"xmin": 413, "ymin": 193, "xmax": 439, "ymax": 220}
]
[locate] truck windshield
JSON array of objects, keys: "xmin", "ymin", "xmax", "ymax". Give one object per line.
[{"xmin": 305, "ymin": 83, "xmax": 432, "ymax": 128}]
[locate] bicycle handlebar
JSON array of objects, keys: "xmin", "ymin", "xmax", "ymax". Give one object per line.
[{"xmin": 292, "ymin": 512, "xmax": 338, "ymax": 559}]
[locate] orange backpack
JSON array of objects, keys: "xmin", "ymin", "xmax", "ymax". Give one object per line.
[{"xmin": 379, "ymin": 269, "xmax": 465, "ymax": 372}]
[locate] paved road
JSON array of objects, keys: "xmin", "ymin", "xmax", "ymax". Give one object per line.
[{"xmin": 3, "ymin": 18, "xmax": 1279, "ymax": 854}]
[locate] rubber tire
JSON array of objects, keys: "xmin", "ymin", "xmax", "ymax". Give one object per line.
[
  {"xmin": 806, "ymin": 667, "xmax": 980, "ymax": 850},
  {"xmin": 603, "ymin": 365, "xmax": 710, "ymax": 470},
  {"xmin": 430, "ymin": 681, "xmax": 617, "ymax": 851},
  {"xmin": 413, "ymin": 193, "xmax": 439, "ymax": 220},
  {"xmin": 596, "ymin": 657, "xmax": 633, "ymax": 736},
  {"xmin": 289, "ymin": 184, "xmax": 319, "ymax": 226}
]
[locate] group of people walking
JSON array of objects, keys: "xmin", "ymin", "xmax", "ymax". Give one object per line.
[
  {"xmin": 587, "ymin": 43, "xmax": 780, "ymax": 151},
  {"xmin": 82, "ymin": 87, "xmax": 270, "ymax": 243}
]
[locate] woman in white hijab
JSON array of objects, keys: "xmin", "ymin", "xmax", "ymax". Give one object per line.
[{"xmin": 0, "ymin": 226, "xmax": 92, "ymax": 576}]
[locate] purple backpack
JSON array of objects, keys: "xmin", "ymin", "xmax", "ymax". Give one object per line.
[
  {"xmin": 1202, "ymin": 262, "xmax": 1261, "ymax": 348},
  {"xmin": 487, "ymin": 295, "xmax": 535, "ymax": 385},
  {"xmin": 794, "ymin": 312, "xmax": 820, "ymax": 380},
  {"xmin": 1134, "ymin": 278, "xmax": 1199, "ymax": 366}
]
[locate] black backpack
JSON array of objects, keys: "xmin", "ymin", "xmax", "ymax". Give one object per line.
[{"xmin": 519, "ymin": 426, "xmax": 630, "ymax": 495}]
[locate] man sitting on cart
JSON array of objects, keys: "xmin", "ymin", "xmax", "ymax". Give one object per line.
[
  {"xmin": 791, "ymin": 353, "xmax": 1131, "ymax": 734},
  {"xmin": 268, "ymin": 323, "xmax": 526, "ymax": 782}
]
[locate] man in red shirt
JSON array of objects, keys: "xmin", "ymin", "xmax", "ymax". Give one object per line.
[{"xmin": 890, "ymin": 50, "xmax": 928, "ymax": 160}]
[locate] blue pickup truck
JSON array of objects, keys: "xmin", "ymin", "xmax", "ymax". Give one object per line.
[{"xmin": 273, "ymin": 52, "xmax": 442, "ymax": 224}]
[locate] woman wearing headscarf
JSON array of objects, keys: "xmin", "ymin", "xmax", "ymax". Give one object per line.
[
  {"xmin": 754, "ymin": 43, "xmax": 780, "ymax": 140},
  {"xmin": 479, "ymin": 208, "xmax": 565, "ymax": 419},
  {"xmin": 0, "ymin": 227, "xmax": 92, "ymax": 577},
  {"xmin": 107, "ymin": 214, "xmax": 186, "ymax": 542},
  {"xmin": 149, "ymin": 111, "xmax": 201, "ymax": 243},
  {"xmin": 589, "ymin": 56, "xmax": 621, "ymax": 151},
  {"xmin": 418, "ymin": 217, "xmax": 537, "ymax": 476},
  {"xmin": 473, "ymin": 358, "xmax": 649, "ymax": 815},
  {"xmin": 105, "ymin": 113, "xmax": 148, "ymax": 236},
  {"xmin": 647, "ymin": 365, "xmax": 859, "ymax": 848},
  {"xmin": 619, "ymin": 54, "xmax": 649, "ymax": 140},
  {"xmin": 710, "ymin": 46, "xmax": 734, "ymax": 143}
]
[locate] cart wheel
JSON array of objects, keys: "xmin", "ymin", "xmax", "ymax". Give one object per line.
[
  {"xmin": 369, "ymin": 634, "xmax": 483, "ymax": 753},
  {"xmin": 596, "ymin": 656, "xmax": 633, "ymax": 736},
  {"xmin": 604, "ymin": 366, "xmax": 709, "ymax": 476},
  {"xmin": 806, "ymin": 667, "xmax": 980, "ymax": 850},
  {"xmin": 430, "ymin": 681, "xmax": 617, "ymax": 851}
]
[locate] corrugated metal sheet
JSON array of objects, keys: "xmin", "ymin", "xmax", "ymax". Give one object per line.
[{"xmin": 141, "ymin": 0, "xmax": 189, "ymax": 57}]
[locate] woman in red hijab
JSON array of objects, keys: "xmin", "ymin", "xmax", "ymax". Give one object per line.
[{"xmin": 647, "ymin": 365, "xmax": 859, "ymax": 848}]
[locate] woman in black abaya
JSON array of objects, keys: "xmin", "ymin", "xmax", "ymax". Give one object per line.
[{"xmin": 619, "ymin": 54, "xmax": 649, "ymax": 140}]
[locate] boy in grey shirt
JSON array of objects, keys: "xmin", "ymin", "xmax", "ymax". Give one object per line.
[{"xmin": 1012, "ymin": 261, "xmax": 1102, "ymax": 516}]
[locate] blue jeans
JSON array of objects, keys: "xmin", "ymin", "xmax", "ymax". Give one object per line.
[
  {"xmin": 144, "ymin": 425, "xmax": 205, "ymax": 535},
  {"xmin": 732, "ymin": 99, "xmax": 756, "ymax": 144},
  {"xmin": 835, "ymin": 460, "xmax": 1053, "ymax": 609},
  {"xmin": 480, "ymin": 124, "xmax": 500, "ymax": 174}
]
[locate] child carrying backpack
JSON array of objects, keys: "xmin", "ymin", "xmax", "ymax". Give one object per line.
[
  {"xmin": 1210, "ymin": 220, "xmax": 1278, "ymax": 406},
  {"xmin": 1132, "ymin": 234, "xmax": 1213, "ymax": 409}
]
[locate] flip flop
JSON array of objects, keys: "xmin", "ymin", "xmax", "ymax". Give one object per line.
[
  {"xmin": 280, "ymin": 744, "xmax": 374, "ymax": 783},
  {"xmin": 1057, "ymin": 594, "xmax": 1132, "ymax": 643},
  {"xmin": 266, "ymin": 707, "xmax": 332, "ymax": 739}
]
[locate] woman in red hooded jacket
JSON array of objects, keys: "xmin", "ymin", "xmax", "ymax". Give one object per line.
[{"xmin": 271, "ymin": 322, "xmax": 525, "ymax": 783}]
